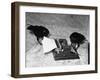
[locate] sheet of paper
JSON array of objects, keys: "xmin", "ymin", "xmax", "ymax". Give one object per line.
[{"xmin": 42, "ymin": 37, "xmax": 57, "ymax": 53}]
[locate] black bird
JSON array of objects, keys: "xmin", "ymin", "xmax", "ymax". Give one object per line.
[{"xmin": 27, "ymin": 25, "xmax": 50, "ymax": 45}]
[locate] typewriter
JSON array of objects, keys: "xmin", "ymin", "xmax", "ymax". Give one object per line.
[{"xmin": 52, "ymin": 39, "xmax": 80, "ymax": 61}]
